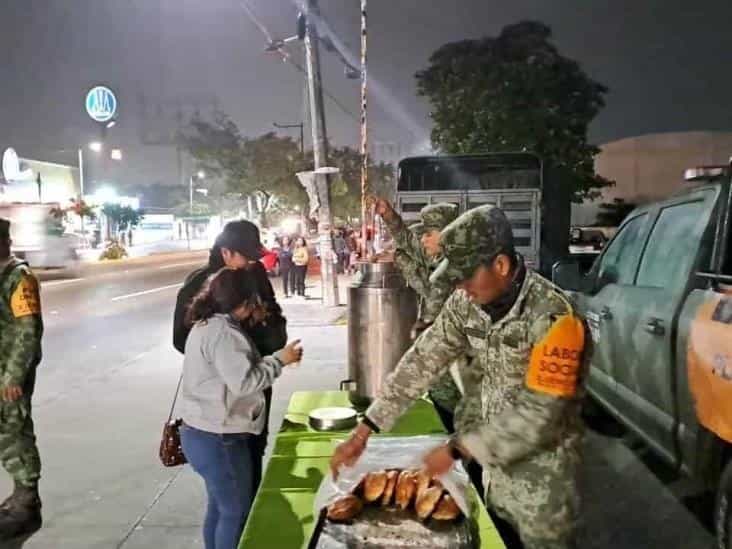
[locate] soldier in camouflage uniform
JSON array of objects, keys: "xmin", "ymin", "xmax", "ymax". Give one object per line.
[
  {"xmin": 0, "ymin": 218, "xmax": 44, "ymax": 540},
  {"xmin": 371, "ymin": 197, "xmax": 462, "ymax": 430},
  {"xmin": 332, "ymin": 205, "xmax": 587, "ymax": 549}
]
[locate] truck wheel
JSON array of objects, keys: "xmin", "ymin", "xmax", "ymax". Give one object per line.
[{"xmin": 716, "ymin": 459, "xmax": 732, "ymax": 549}]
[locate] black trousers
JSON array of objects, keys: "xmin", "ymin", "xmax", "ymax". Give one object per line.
[
  {"xmin": 293, "ymin": 265, "xmax": 307, "ymax": 295},
  {"xmin": 252, "ymin": 386, "xmax": 272, "ymax": 490},
  {"xmin": 280, "ymin": 267, "xmax": 293, "ymax": 295}
]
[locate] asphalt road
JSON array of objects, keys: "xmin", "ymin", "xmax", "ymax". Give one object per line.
[{"xmin": 0, "ymin": 254, "xmax": 716, "ymax": 548}]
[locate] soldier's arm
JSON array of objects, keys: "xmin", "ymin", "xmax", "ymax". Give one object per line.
[
  {"xmin": 1, "ymin": 274, "xmax": 43, "ymax": 387},
  {"xmin": 365, "ymin": 291, "xmax": 469, "ymax": 432},
  {"xmin": 420, "ymin": 276, "xmax": 453, "ymax": 324},
  {"xmin": 458, "ymin": 313, "xmax": 586, "ymax": 468}
]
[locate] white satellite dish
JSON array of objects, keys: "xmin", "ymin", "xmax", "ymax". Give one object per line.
[{"xmin": 2, "ymin": 148, "xmax": 34, "ymax": 181}]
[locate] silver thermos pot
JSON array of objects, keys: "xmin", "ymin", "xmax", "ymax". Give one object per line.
[{"xmin": 342, "ymin": 261, "xmax": 418, "ymax": 408}]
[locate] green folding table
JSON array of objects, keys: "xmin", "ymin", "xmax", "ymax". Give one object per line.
[{"xmin": 239, "ymin": 390, "xmax": 505, "ymax": 548}]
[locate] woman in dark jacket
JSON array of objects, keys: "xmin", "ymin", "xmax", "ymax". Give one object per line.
[{"xmin": 277, "ymin": 236, "xmax": 294, "ymax": 298}]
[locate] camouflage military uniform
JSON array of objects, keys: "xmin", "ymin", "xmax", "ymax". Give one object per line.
[
  {"xmin": 0, "ymin": 256, "xmax": 43, "ymax": 491},
  {"xmin": 386, "ymin": 204, "xmax": 462, "ymax": 413},
  {"xmin": 367, "ymin": 205, "xmax": 587, "ymax": 548}
]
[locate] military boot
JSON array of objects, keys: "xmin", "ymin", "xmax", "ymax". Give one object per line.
[{"xmin": 0, "ymin": 485, "xmax": 42, "ymax": 540}]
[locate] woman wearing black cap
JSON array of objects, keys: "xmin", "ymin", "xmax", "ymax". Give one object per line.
[{"xmin": 173, "ymin": 220, "xmax": 287, "ymax": 489}]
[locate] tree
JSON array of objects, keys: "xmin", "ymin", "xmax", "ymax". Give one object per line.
[
  {"xmin": 180, "ymin": 112, "xmax": 392, "ymax": 226},
  {"xmin": 180, "ymin": 114, "xmax": 308, "ymax": 226},
  {"xmin": 416, "ymin": 21, "xmax": 612, "ymax": 201},
  {"xmin": 594, "ymin": 198, "xmax": 636, "ymax": 227},
  {"xmin": 101, "ymin": 204, "xmax": 142, "ymax": 236}
]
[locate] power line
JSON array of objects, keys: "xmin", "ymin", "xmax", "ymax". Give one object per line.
[{"xmin": 238, "ymin": 0, "xmax": 360, "ymax": 123}]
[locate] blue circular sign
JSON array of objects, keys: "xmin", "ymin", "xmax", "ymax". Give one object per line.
[{"xmin": 85, "ymin": 86, "xmax": 117, "ymax": 123}]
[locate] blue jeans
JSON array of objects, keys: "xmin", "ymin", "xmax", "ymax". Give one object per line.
[{"xmin": 181, "ymin": 425, "xmax": 260, "ymax": 549}]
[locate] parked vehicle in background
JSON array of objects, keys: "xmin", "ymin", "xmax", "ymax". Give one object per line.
[
  {"xmin": 396, "ymin": 152, "xmax": 570, "ymax": 276},
  {"xmin": 553, "ymin": 161, "xmax": 732, "ymax": 548},
  {"xmin": 0, "ymin": 202, "xmax": 79, "ymax": 274},
  {"xmin": 569, "ymin": 226, "xmax": 616, "ymax": 274},
  {"xmin": 260, "ymin": 247, "xmax": 279, "ymax": 276}
]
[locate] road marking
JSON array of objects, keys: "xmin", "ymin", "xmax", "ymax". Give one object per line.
[
  {"xmin": 43, "ymin": 278, "xmax": 83, "ymax": 287},
  {"xmin": 158, "ymin": 260, "xmax": 203, "ymax": 270},
  {"xmin": 111, "ymin": 283, "xmax": 183, "ymax": 302}
]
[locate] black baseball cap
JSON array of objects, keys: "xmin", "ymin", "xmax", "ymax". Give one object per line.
[{"xmin": 214, "ymin": 220, "xmax": 263, "ymax": 260}]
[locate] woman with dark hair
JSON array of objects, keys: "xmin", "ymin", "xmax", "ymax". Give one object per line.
[
  {"xmin": 292, "ymin": 236, "xmax": 309, "ymax": 297},
  {"xmin": 180, "ymin": 268, "xmax": 303, "ymax": 549},
  {"xmin": 277, "ymin": 236, "xmax": 294, "ymax": 298}
]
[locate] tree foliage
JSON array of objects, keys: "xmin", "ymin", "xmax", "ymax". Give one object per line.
[
  {"xmin": 101, "ymin": 204, "xmax": 142, "ymax": 233},
  {"xmin": 180, "ymin": 113, "xmax": 393, "ymax": 225},
  {"xmin": 416, "ymin": 20, "xmax": 612, "ymax": 201}
]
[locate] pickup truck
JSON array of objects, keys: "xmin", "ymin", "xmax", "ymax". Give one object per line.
[{"xmin": 553, "ymin": 161, "xmax": 732, "ymax": 547}]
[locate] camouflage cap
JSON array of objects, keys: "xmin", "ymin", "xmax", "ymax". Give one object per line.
[
  {"xmin": 0, "ymin": 218, "xmax": 9, "ymax": 239},
  {"xmin": 420, "ymin": 203, "xmax": 459, "ymax": 232},
  {"xmin": 429, "ymin": 205, "xmax": 514, "ymax": 284}
]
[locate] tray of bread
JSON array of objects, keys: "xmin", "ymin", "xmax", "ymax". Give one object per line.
[{"xmin": 310, "ymin": 436, "xmax": 478, "ymax": 549}]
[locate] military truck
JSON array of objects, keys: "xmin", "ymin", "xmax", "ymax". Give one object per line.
[
  {"xmin": 553, "ymin": 161, "xmax": 732, "ymax": 547},
  {"xmin": 396, "ymin": 152, "xmax": 570, "ymax": 276}
]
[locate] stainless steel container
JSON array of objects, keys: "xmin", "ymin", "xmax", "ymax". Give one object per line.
[{"xmin": 344, "ymin": 261, "xmax": 417, "ymax": 408}]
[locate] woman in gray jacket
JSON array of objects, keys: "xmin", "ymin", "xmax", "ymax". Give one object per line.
[{"xmin": 181, "ymin": 268, "xmax": 302, "ymax": 549}]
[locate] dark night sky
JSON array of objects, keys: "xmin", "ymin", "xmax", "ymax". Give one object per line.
[{"xmin": 0, "ymin": 0, "xmax": 731, "ymax": 192}]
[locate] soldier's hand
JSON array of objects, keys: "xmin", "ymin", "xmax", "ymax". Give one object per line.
[
  {"xmin": 423, "ymin": 444, "xmax": 455, "ymax": 477},
  {"xmin": 1, "ymin": 385, "xmax": 23, "ymax": 402}
]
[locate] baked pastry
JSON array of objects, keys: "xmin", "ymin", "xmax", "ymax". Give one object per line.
[
  {"xmin": 432, "ymin": 493, "xmax": 461, "ymax": 520},
  {"xmin": 381, "ymin": 470, "xmax": 399, "ymax": 506},
  {"xmin": 327, "ymin": 494, "xmax": 363, "ymax": 521},
  {"xmin": 415, "ymin": 486, "xmax": 443, "ymax": 520},
  {"xmin": 415, "ymin": 469, "xmax": 432, "ymax": 500},
  {"xmin": 395, "ymin": 470, "xmax": 417, "ymax": 509},
  {"xmin": 363, "ymin": 470, "xmax": 389, "ymax": 502}
]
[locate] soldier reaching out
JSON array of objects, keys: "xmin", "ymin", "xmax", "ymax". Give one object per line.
[{"xmin": 331, "ymin": 205, "xmax": 588, "ymax": 549}]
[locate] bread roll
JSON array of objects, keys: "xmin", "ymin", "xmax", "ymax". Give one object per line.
[
  {"xmin": 415, "ymin": 469, "xmax": 432, "ymax": 500},
  {"xmin": 363, "ymin": 470, "xmax": 389, "ymax": 502},
  {"xmin": 327, "ymin": 494, "xmax": 363, "ymax": 521},
  {"xmin": 432, "ymin": 493, "xmax": 461, "ymax": 521},
  {"xmin": 395, "ymin": 470, "xmax": 417, "ymax": 510},
  {"xmin": 415, "ymin": 486, "xmax": 444, "ymax": 520},
  {"xmin": 381, "ymin": 470, "xmax": 399, "ymax": 506}
]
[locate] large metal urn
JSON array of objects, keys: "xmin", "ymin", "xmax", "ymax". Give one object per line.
[{"xmin": 343, "ymin": 261, "xmax": 418, "ymax": 408}]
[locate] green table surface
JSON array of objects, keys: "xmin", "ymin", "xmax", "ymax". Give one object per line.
[{"xmin": 240, "ymin": 390, "xmax": 504, "ymax": 549}]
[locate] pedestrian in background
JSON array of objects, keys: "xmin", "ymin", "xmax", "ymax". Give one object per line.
[
  {"xmin": 292, "ymin": 236, "xmax": 309, "ymax": 297},
  {"xmin": 0, "ymin": 218, "xmax": 44, "ymax": 541},
  {"xmin": 277, "ymin": 236, "xmax": 294, "ymax": 298},
  {"xmin": 173, "ymin": 220, "xmax": 287, "ymax": 488},
  {"xmin": 181, "ymin": 268, "xmax": 303, "ymax": 549},
  {"xmin": 333, "ymin": 230, "xmax": 347, "ymax": 274}
]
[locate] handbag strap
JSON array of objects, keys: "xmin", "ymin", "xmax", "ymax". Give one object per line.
[{"xmin": 167, "ymin": 373, "xmax": 184, "ymax": 422}]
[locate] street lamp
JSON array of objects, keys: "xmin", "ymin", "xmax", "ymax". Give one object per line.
[
  {"xmin": 189, "ymin": 171, "xmax": 206, "ymax": 215},
  {"xmin": 110, "ymin": 149, "xmax": 123, "ymax": 161},
  {"xmin": 88, "ymin": 141, "xmax": 103, "ymax": 153}
]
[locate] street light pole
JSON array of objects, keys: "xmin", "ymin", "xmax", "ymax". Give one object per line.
[
  {"xmin": 304, "ymin": 0, "xmax": 339, "ymax": 306},
  {"xmin": 78, "ymin": 147, "xmax": 85, "ymax": 242},
  {"xmin": 273, "ymin": 122, "xmax": 305, "ymax": 155}
]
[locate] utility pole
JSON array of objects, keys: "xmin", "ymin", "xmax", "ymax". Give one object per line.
[{"xmin": 304, "ymin": 0, "xmax": 339, "ymax": 306}]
